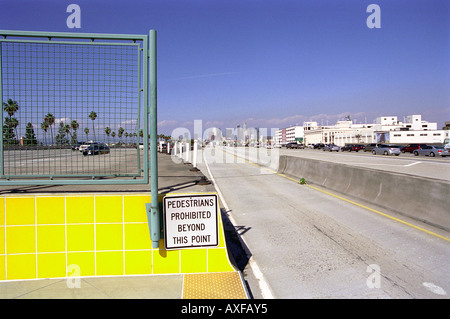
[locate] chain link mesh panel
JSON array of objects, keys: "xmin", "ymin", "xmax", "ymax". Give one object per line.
[{"xmin": 0, "ymin": 32, "xmax": 149, "ymax": 185}]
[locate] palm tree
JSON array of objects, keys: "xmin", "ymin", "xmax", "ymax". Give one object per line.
[
  {"xmin": 111, "ymin": 131, "xmax": 116, "ymax": 145},
  {"xmin": 118, "ymin": 127, "xmax": 124, "ymax": 144},
  {"xmin": 104, "ymin": 126, "xmax": 111, "ymax": 145},
  {"xmin": 41, "ymin": 121, "xmax": 49, "ymax": 145},
  {"xmin": 64, "ymin": 124, "xmax": 72, "ymax": 145},
  {"xmin": 70, "ymin": 120, "xmax": 80, "ymax": 143},
  {"xmin": 84, "ymin": 127, "xmax": 89, "ymax": 140},
  {"xmin": 3, "ymin": 99, "xmax": 18, "ymax": 118},
  {"xmin": 3, "ymin": 99, "xmax": 19, "ymax": 143},
  {"xmin": 89, "ymin": 111, "xmax": 97, "ymax": 141},
  {"xmin": 70, "ymin": 120, "xmax": 79, "ymax": 145},
  {"xmin": 44, "ymin": 113, "xmax": 55, "ymax": 145}
]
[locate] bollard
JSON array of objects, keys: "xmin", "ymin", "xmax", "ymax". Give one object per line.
[
  {"xmin": 185, "ymin": 142, "xmax": 190, "ymax": 164},
  {"xmin": 190, "ymin": 140, "xmax": 200, "ymax": 172}
]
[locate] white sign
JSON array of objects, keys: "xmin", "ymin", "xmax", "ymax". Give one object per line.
[{"xmin": 163, "ymin": 194, "xmax": 219, "ymax": 250}]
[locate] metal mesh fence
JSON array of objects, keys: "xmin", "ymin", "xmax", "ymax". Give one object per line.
[{"xmin": 0, "ymin": 33, "xmax": 148, "ymax": 184}]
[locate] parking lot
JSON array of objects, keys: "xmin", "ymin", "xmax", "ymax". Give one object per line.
[
  {"xmin": 1, "ymin": 147, "xmax": 143, "ymax": 178},
  {"xmin": 278, "ymin": 146, "xmax": 450, "ymax": 182}
]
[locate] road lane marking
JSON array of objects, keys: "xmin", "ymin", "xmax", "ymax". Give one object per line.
[
  {"xmin": 202, "ymin": 149, "xmax": 275, "ymax": 299},
  {"xmin": 219, "ymin": 147, "xmax": 450, "ymax": 243},
  {"xmin": 404, "ymin": 161, "xmax": 422, "ymax": 167},
  {"xmin": 422, "ymin": 282, "xmax": 447, "ymax": 295}
]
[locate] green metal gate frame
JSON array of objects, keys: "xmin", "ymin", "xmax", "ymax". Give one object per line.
[{"xmin": 0, "ymin": 30, "xmax": 158, "ymax": 187}]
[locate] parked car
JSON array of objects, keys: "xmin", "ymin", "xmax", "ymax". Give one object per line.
[
  {"xmin": 82, "ymin": 143, "xmax": 110, "ymax": 156},
  {"xmin": 286, "ymin": 142, "xmax": 303, "ymax": 149},
  {"xmin": 71, "ymin": 142, "xmax": 85, "ymax": 151},
  {"xmin": 79, "ymin": 142, "xmax": 97, "ymax": 152},
  {"xmin": 402, "ymin": 144, "xmax": 426, "ymax": 153},
  {"xmin": 371, "ymin": 144, "xmax": 401, "ymax": 156},
  {"xmin": 323, "ymin": 144, "xmax": 340, "ymax": 152},
  {"xmin": 341, "ymin": 144, "xmax": 353, "ymax": 152},
  {"xmin": 341, "ymin": 144, "xmax": 364, "ymax": 152},
  {"xmin": 314, "ymin": 143, "xmax": 325, "ymax": 149},
  {"xmin": 413, "ymin": 145, "xmax": 449, "ymax": 157},
  {"xmin": 364, "ymin": 143, "xmax": 378, "ymax": 152},
  {"xmin": 160, "ymin": 143, "xmax": 174, "ymax": 151}
]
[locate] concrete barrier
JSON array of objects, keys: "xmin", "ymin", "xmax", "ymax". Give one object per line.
[{"xmin": 278, "ymin": 155, "xmax": 450, "ymax": 231}]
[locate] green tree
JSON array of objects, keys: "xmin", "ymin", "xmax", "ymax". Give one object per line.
[
  {"xmin": 2, "ymin": 99, "xmax": 19, "ymax": 144},
  {"xmin": 71, "ymin": 120, "xmax": 79, "ymax": 145},
  {"xmin": 44, "ymin": 113, "xmax": 55, "ymax": 145},
  {"xmin": 89, "ymin": 111, "xmax": 97, "ymax": 141},
  {"xmin": 84, "ymin": 127, "xmax": 89, "ymax": 140},
  {"xmin": 9, "ymin": 117, "xmax": 19, "ymax": 143},
  {"xmin": 3, "ymin": 120, "xmax": 15, "ymax": 145},
  {"xmin": 24, "ymin": 122, "xmax": 37, "ymax": 145},
  {"xmin": 3, "ymin": 99, "xmax": 18, "ymax": 118},
  {"xmin": 55, "ymin": 122, "xmax": 70, "ymax": 145}
]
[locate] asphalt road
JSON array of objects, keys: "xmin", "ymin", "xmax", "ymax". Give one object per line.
[{"xmin": 198, "ymin": 146, "xmax": 450, "ymax": 299}]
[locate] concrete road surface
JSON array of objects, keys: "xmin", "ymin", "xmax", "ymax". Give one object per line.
[{"xmin": 197, "ymin": 146, "xmax": 450, "ymax": 299}]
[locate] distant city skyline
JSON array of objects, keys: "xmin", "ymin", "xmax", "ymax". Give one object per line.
[{"xmin": 1, "ymin": 0, "xmax": 448, "ymax": 135}]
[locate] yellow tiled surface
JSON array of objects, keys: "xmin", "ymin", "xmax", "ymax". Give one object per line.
[
  {"xmin": 95, "ymin": 195, "xmax": 123, "ymax": 223},
  {"xmin": 37, "ymin": 225, "xmax": 65, "ymax": 253},
  {"xmin": 36, "ymin": 196, "xmax": 65, "ymax": 224},
  {"xmin": 182, "ymin": 272, "xmax": 247, "ymax": 299},
  {"xmin": 66, "ymin": 196, "xmax": 94, "ymax": 224},
  {"xmin": 5, "ymin": 197, "xmax": 35, "ymax": 225},
  {"xmin": 0, "ymin": 193, "xmax": 235, "ymax": 281}
]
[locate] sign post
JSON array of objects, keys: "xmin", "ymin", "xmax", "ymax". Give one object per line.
[{"xmin": 163, "ymin": 194, "xmax": 219, "ymax": 250}]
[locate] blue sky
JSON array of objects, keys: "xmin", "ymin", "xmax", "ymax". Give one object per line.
[{"xmin": 1, "ymin": 0, "xmax": 449, "ymax": 135}]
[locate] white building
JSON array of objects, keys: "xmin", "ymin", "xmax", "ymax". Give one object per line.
[
  {"xmin": 385, "ymin": 130, "xmax": 448, "ymax": 144},
  {"xmin": 404, "ymin": 114, "xmax": 437, "ymax": 131},
  {"xmin": 275, "ymin": 125, "xmax": 304, "ymax": 145},
  {"xmin": 303, "ymin": 114, "xmax": 445, "ymax": 146},
  {"xmin": 375, "ymin": 116, "xmax": 400, "ymax": 125}
]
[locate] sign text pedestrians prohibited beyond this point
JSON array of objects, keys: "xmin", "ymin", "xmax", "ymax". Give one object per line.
[{"xmin": 163, "ymin": 194, "xmax": 219, "ymax": 250}]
